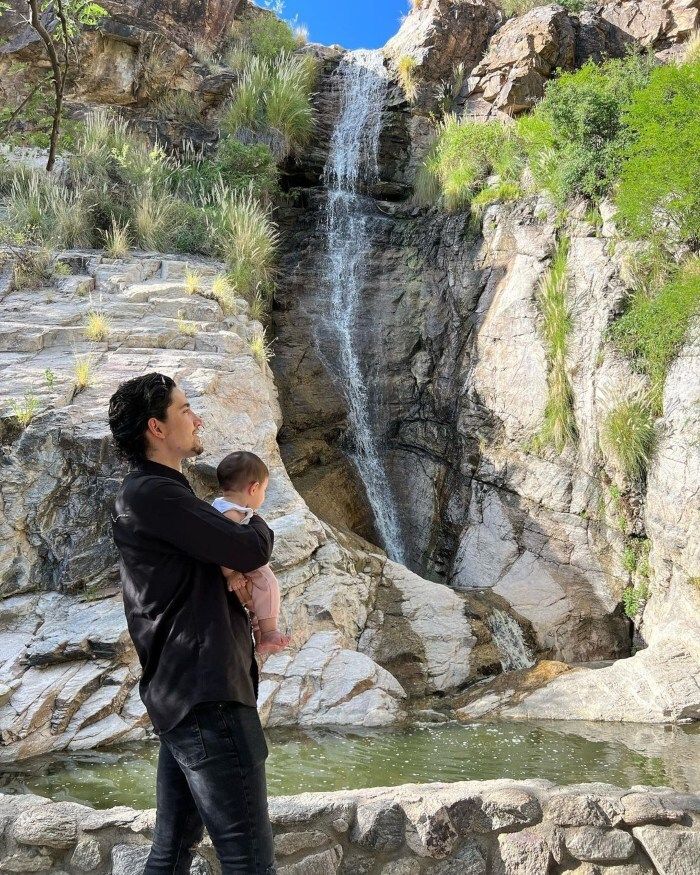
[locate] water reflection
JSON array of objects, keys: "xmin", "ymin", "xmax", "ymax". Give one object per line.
[{"xmin": 0, "ymin": 720, "xmax": 697, "ymax": 810}]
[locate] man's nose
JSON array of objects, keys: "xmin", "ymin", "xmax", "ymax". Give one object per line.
[{"xmin": 193, "ymin": 412, "xmax": 203, "ymax": 428}]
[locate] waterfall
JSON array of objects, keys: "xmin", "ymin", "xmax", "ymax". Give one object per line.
[
  {"xmin": 318, "ymin": 50, "xmax": 407, "ymax": 565},
  {"xmin": 488, "ymin": 609, "xmax": 536, "ymax": 672}
]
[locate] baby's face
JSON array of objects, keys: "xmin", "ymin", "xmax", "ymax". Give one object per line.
[{"xmin": 248, "ymin": 477, "xmax": 269, "ymax": 510}]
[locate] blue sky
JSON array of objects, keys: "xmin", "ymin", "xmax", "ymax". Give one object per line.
[{"xmin": 282, "ymin": 1, "xmax": 409, "ymax": 50}]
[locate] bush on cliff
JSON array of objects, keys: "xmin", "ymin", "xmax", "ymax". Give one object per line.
[
  {"xmin": 615, "ymin": 59, "xmax": 700, "ymax": 246},
  {"xmin": 415, "ymin": 115, "xmax": 522, "ymax": 212},
  {"xmin": 222, "ymin": 52, "xmax": 317, "ymax": 158},
  {"xmin": 225, "ymin": 12, "xmax": 299, "ymax": 68},
  {"xmin": 610, "ymin": 255, "xmax": 700, "ymax": 411},
  {"xmin": 517, "ymin": 54, "xmax": 653, "ymax": 205}
]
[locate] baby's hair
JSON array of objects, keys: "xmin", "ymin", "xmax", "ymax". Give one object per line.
[{"xmin": 217, "ymin": 451, "xmax": 269, "ymax": 491}]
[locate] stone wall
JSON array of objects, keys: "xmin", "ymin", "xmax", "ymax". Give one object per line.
[{"xmin": 0, "ymin": 780, "xmax": 698, "ymax": 873}]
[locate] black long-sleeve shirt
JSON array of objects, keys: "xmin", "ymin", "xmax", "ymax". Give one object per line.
[{"xmin": 111, "ymin": 459, "xmax": 274, "ymax": 734}]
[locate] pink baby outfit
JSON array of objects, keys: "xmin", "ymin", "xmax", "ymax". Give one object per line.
[{"xmin": 212, "ymin": 497, "xmax": 280, "ymax": 623}]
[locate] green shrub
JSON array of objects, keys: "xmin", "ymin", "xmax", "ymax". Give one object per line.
[
  {"xmin": 5, "ymin": 172, "xmax": 91, "ymax": 247},
  {"xmin": 517, "ymin": 54, "xmax": 653, "ymax": 204},
  {"xmin": 229, "ymin": 13, "xmax": 297, "ymax": 62},
  {"xmin": 215, "ymin": 139, "xmax": 279, "ymax": 201},
  {"xmin": 615, "ymin": 60, "xmax": 700, "ymax": 245},
  {"xmin": 610, "ymin": 256, "xmax": 700, "ymax": 407},
  {"xmin": 532, "ymin": 239, "xmax": 577, "ymax": 453},
  {"xmin": 622, "ymin": 584, "xmax": 649, "ymax": 618},
  {"xmin": 167, "ymin": 199, "xmax": 211, "ymax": 254},
  {"xmin": 471, "ymin": 180, "xmax": 523, "ymax": 216},
  {"xmin": 417, "ymin": 116, "xmax": 520, "ymax": 212},
  {"xmin": 206, "ymin": 183, "xmax": 279, "ymax": 297},
  {"xmin": 602, "ymin": 393, "xmax": 656, "ymax": 481}
]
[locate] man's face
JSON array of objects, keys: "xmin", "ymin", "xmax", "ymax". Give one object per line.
[{"xmin": 149, "ymin": 386, "xmax": 204, "ymax": 460}]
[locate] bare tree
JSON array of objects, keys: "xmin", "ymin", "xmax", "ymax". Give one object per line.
[{"xmin": 0, "ymin": 0, "xmax": 106, "ymax": 170}]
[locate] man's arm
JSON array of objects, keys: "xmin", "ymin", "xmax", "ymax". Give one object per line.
[{"xmin": 132, "ymin": 477, "xmax": 273, "ymax": 572}]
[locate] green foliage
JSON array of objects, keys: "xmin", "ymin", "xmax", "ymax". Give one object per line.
[
  {"xmin": 517, "ymin": 54, "xmax": 653, "ymax": 204},
  {"xmin": 9, "ymin": 394, "xmax": 39, "ymax": 427},
  {"xmin": 214, "ymin": 139, "xmax": 279, "ymax": 201},
  {"xmin": 615, "ymin": 60, "xmax": 700, "ymax": 245},
  {"xmin": 397, "ymin": 56, "xmax": 418, "ymax": 103},
  {"xmin": 622, "ymin": 583, "xmax": 649, "ymax": 618},
  {"xmin": 610, "ymin": 256, "xmax": 700, "ymax": 408},
  {"xmin": 532, "ymin": 240, "xmax": 577, "ymax": 453},
  {"xmin": 602, "ymin": 393, "xmax": 656, "ymax": 481},
  {"xmin": 471, "ymin": 180, "xmax": 523, "ymax": 216},
  {"xmin": 416, "ymin": 116, "xmax": 521, "ymax": 212},
  {"xmin": 222, "ymin": 52, "xmax": 316, "ymax": 157},
  {"xmin": 228, "ymin": 13, "xmax": 297, "ymax": 63},
  {"xmin": 205, "ymin": 183, "xmax": 279, "ymax": 298}
]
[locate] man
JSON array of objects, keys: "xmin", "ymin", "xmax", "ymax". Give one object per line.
[{"xmin": 108, "ymin": 372, "xmax": 277, "ymax": 874}]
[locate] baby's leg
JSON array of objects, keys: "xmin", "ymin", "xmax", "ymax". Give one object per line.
[{"xmin": 245, "ymin": 566, "xmax": 289, "ymax": 653}]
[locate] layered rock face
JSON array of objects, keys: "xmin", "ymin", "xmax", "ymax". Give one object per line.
[
  {"xmin": 271, "ymin": 0, "xmax": 700, "ymax": 711},
  {"xmin": 1, "ymin": 781, "xmax": 699, "ymax": 874},
  {"xmin": 0, "ymin": 250, "xmax": 494, "ymax": 763}
]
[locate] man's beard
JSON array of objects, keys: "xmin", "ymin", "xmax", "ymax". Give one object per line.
[{"xmin": 191, "ymin": 436, "xmax": 204, "ymax": 456}]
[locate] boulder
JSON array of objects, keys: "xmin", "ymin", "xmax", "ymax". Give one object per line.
[
  {"xmin": 632, "ymin": 825, "xmax": 700, "ymax": 875},
  {"xmin": 466, "ymin": 5, "xmax": 576, "ymax": 115}
]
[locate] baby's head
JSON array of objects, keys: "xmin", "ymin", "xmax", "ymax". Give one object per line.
[{"xmin": 217, "ymin": 451, "xmax": 269, "ymax": 510}]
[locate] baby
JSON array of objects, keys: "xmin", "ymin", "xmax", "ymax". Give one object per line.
[{"xmin": 213, "ymin": 451, "xmax": 290, "ymax": 655}]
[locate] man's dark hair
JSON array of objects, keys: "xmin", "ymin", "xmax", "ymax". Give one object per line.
[
  {"xmin": 217, "ymin": 451, "xmax": 269, "ymax": 492},
  {"xmin": 108, "ymin": 372, "xmax": 176, "ymax": 463}
]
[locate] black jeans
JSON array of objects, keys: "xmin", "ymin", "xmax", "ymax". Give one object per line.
[{"xmin": 144, "ymin": 701, "xmax": 277, "ymax": 874}]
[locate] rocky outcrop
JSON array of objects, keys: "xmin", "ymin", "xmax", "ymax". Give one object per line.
[
  {"xmin": 466, "ymin": 5, "xmax": 576, "ymax": 116},
  {"xmin": 596, "ymin": 0, "xmax": 700, "ymax": 54},
  {"xmin": 384, "ymin": 0, "xmax": 500, "ymax": 111},
  {"xmin": 1, "ymin": 781, "xmax": 699, "ymax": 873},
  {"xmin": 0, "ymin": 249, "xmax": 492, "ymax": 763}
]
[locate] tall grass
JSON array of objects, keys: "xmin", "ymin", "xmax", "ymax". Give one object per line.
[
  {"xmin": 249, "ymin": 328, "xmax": 273, "ymax": 366},
  {"xmin": 206, "ymin": 183, "xmax": 279, "ymax": 298},
  {"xmin": 102, "ymin": 220, "xmax": 130, "ymax": 258},
  {"xmin": 533, "ymin": 240, "xmax": 577, "ymax": 453},
  {"xmin": 133, "ymin": 187, "xmax": 176, "ymax": 251},
  {"xmin": 84, "ymin": 311, "xmax": 111, "ymax": 342},
  {"xmin": 397, "ymin": 56, "xmax": 418, "ymax": 103},
  {"xmin": 602, "ymin": 392, "xmax": 656, "ymax": 482},
  {"xmin": 5, "ymin": 172, "xmax": 91, "ymax": 247},
  {"xmin": 416, "ymin": 116, "xmax": 521, "ymax": 212},
  {"xmin": 222, "ymin": 52, "xmax": 315, "ymax": 157}
]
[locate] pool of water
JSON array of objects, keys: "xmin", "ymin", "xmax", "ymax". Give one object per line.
[{"xmin": 1, "ymin": 720, "xmax": 697, "ymax": 809}]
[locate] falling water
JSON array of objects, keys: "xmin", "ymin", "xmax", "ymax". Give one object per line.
[
  {"xmin": 488, "ymin": 609, "xmax": 536, "ymax": 672},
  {"xmin": 319, "ymin": 50, "xmax": 406, "ymax": 565}
]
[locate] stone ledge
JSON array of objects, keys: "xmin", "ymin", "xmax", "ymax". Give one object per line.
[{"xmin": 0, "ymin": 780, "xmax": 697, "ymax": 873}]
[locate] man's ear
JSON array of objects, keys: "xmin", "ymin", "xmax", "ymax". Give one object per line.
[{"xmin": 146, "ymin": 417, "xmax": 165, "ymax": 442}]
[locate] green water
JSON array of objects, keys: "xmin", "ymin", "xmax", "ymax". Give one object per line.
[{"xmin": 1, "ymin": 721, "xmax": 697, "ymax": 809}]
